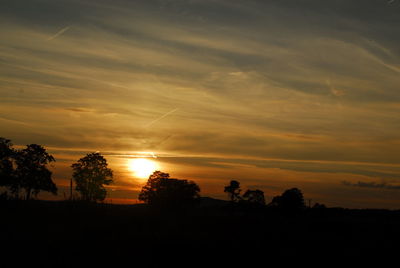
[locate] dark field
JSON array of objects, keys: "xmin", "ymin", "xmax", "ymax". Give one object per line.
[{"xmin": 1, "ymin": 199, "xmax": 400, "ymax": 265}]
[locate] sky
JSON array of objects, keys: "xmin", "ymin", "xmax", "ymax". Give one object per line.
[{"xmin": 1, "ymin": 0, "xmax": 400, "ymax": 208}]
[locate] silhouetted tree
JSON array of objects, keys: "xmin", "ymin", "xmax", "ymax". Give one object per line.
[
  {"xmin": 139, "ymin": 171, "xmax": 200, "ymax": 207},
  {"xmin": 224, "ymin": 180, "xmax": 241, "ymax": 202},
  {"xmin": 14, "ymin": 144, "xmax": 57, "ymax": 200},
  {"xmin": 71, "ymin": 153, "xmax": 113, "ymax": 202},
  {"xmin": 0, "ymin": 191, "xmax": 10, "ymax": 200},
  {"xmin": 243, "ymin": 189, "xmax": 266, "ymax": 205},
  {"xmin": 0, "ymin": 138, "xmax": 15, "ymax": 191},
  {"xmin": 312, "ymin": 203, "xmax": 326, "ymax": 209},
  {"xmin": 271, "ymin": 188, "xmax": 305, "ymax": 210}
]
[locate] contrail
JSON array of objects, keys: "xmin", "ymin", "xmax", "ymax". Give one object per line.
[
  {"xmin": 47, "ymin": 26, "xmax": 70, "ymax": 41},
  {"xmin": 144, "ymin": 108, "xmax": 179, "ymax": 128}
]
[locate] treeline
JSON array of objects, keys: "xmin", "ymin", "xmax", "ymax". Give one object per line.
[
  {"xmin": 0, "ymin": 137, "xmax": 324, "ymax": 210},
  {"xmin": 137, "ymin": 172, "xmax": 325, "ymax": 210},
  {"xmin": 0, "ymin": 137, "xmax": 113, "ymax": 202},
  {"xmin": 223, "ymin": 179, "xmax": 316, "ymax": 210},
  {"xmin": 0, "ymin": 138, "xmax": 57, "ymax": 200}
]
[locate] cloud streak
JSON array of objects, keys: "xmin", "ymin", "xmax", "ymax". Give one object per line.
[
  {"xmin": 47, "ymin": 26, "xmax": 70, "ymax": 41},
  {"xmin": 144, "ymin": 108, "xmax": 179, "ymax": 128},
  {"xmin": 342, "ymin": 181, "xmax": 400, "ymax": 190},
  {"xmin": 1, "ymin": 0, "xmax": 400, "ymax": 208}
]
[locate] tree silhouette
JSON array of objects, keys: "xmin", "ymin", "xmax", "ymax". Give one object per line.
[
  {"xmin": 312, "ymin": 203, "xmax": 326, "ymax": 209},
  {"xmin": 224, "ymin": 180, "xmax": 241, "ymax": 202},
  {"xmin": 271, "ymin": 188, "xmax": 305, "ymax": 210},
  {"xmin": 14, "ymin": 144, "xmax": 57, "ymax": 200},
  {"xmin": 71, "ymin": 153, "xmax": 113, "ymax": 202},
  {"xmin": 139, "ymin": 171, "xmax": 200, "ymax": 207},
  {"xmin": 0, "ymin": 138, "xmax": 15, "ymax": 192},
  {"xmin": 243, "ymin": 189, "xmax": 266, "ymax": 205}
]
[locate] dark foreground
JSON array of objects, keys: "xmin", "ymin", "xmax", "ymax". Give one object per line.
[{"xmin": 1, "ymin": 200, "xmax": 400, "ymax": 266}]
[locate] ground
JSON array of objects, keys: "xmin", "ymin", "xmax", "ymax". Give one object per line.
[{"xmin": 1, "ymin": 199, "xmax": 399, "ymax": 266}]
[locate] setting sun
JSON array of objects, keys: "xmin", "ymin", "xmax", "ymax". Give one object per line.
[{"xmin": 128, "ymin": 158, "xmax": 157, "ymax": 179}]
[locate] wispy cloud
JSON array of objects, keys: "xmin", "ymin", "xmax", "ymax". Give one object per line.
[
  {"xmin": 342, "ymin": 181, "xmax": 400, "ymax": 190},
  {"xmin": 144, "ymin": 108, "xmax": 179, "ymax": 128},
  {"xmin": 1, "ymin": 0, "xmax": 400, "ymax": 208},
  {"xmin": 47, "ymin": 26, "xmax": 70, "ymax": 41}
]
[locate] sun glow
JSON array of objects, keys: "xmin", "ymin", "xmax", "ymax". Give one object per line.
[{"xmin": 128, "ymin": 158, "xmax": 157, "ymax": 179}]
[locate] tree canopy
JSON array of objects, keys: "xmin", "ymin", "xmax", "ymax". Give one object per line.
[
  {"xmin": 271, "ymin": 188, "xmax": 305, "ymax": 210},
  {"xmin": 243, "ymin": 189, "xmax": 266, "ymax": 205},
  {"xmin": 224, "ymin": 180, "xmax": 242, "ymax": 202},
  {"xmin": 14, "ymin": 144, "xmax": 57, "ymax": 200},
  {"xmin": 71, "ymin": 152, "xmax": 113, "ymax": 202},
  {"xmin": 1, "ymin": 139, "xmax": 57, "ymax": 200},
  {"xmin": 139, "ymin": 171, "xmax": 200, "ymax": 207},
  {"xmin": 0, "ymin": 138, "xmax": 14, "ymax": 189}
]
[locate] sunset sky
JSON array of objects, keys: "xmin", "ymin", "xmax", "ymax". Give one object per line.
[{"xmin": 1, "ymin": 0, "xmax": 400, "ymax": 208}]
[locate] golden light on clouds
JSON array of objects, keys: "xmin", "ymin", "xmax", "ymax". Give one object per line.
[
  {"xmin": 128, "ymin": 158, "xmax": 157, "ymax": 179},
  {"xmin": 1, "ymin": 0, "xmax": 400, "ymax": 208}
]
